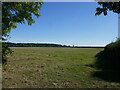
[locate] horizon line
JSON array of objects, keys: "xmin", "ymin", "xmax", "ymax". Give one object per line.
[{"xmin": 7, "ymin": 41, "xmax": 106, "ymax": 47}]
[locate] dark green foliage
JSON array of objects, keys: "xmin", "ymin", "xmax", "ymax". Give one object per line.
[
  {"xmin": 5, "ymin": 42, "xmax": 70, "ymax": 47},
  {"xmin": 5, "ymin": 42, "xmax": 104, "ymax": 48},
  {"xmin": 2, "ymin": 2, "xmax": 43, "ymax": 37},
  {"xmin": 2, "ymin": 2, "xmax": 43, "ymax": 64},
  {"xmin": 95, "ymin": 2, "xmax": 120, "ymax": 16},
  {"xmin": 2, "ymin": 42, "xmax": 13, "ymax": 64},
  {"xmin": 94, "ymin": 40, "xmax": 120, "ymax": 82},
  {"xmin": 105, "ymin": 40, "xmax": 120, "ymax": 67},
  {"xmin": 94, "ymin": 2, "xmax": 120, "ymax": 82},
  {"xmin": 95, "ymin": 40, "xmax": 120, "ymax": 70}
]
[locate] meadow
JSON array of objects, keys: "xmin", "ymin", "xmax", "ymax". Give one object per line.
[{"xmin": 2, "ymin": 47, "xmax": 120, "ymax": 88}]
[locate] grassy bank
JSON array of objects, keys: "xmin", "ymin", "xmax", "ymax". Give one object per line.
[{"xmin": 2, "ymin": 47, "xmax": 120, "ymax": 88}]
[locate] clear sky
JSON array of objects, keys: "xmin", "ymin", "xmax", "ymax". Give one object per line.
[{"xmin": 9, "ymin": 2, "xmax": 118, "ymax": 46}]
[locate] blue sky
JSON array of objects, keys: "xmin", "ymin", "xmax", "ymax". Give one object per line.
[{"xmin": 9, "ymin": 2, "xmax": 118, "ymax": 46}]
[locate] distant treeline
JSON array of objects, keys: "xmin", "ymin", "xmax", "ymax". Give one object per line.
[
  {"xmin": 5, "ymin": 42, "xmax": 70, "ymax": 47},
  {"xmin": 5, "ymin": 42, "xmax": 104, "ymax": 48}
]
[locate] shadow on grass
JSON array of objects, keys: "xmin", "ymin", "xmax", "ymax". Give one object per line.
[{"xmin": 92, "ymin": 50, "xmax": 120, "ymax": 83}]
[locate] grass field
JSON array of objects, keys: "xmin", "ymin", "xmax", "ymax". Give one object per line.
[{"xmin": 2, "ymin": 47, "xmax": 120, "ymax": 88}]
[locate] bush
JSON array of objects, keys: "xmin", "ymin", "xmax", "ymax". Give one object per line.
[
  {"xmin": 105, "ymin": 39, "xmax": 120, "ymax": 70},
  {"xmin": 93, "ymin": 39, "xmax": 120, "ymax": 82},
  {"xmin": 95, "ymin": 39, "xmax": 120, "ymax": 71}
]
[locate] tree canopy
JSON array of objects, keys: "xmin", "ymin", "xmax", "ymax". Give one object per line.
[
  {"xmin": 95, "ymin": 2, "xmax": 120, "ymax": 16},
  {"xmin": 2, "ymin": 2, "xmax": 43, "ymax": 64},
  {"xmin": 2, "ymin": 2, "xmax": 43, "ymax": 38}
]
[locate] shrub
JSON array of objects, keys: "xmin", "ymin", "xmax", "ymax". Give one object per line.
[{"xmin": 95, "ymin": 39, "xmax": 120, "ymax": 71}]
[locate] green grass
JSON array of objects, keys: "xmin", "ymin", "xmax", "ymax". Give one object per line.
[{"xmin": 2, "ymin": 47, "xmax": 120, "ymax": 88}]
